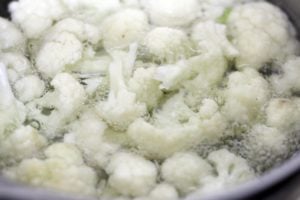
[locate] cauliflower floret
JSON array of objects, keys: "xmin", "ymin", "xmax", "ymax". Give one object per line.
[
  {"xmin": 198, "ymin": 99, "xmax": 227, "ymax": 138},
  {"xmin": 271, "ymin": 57, "xmax": 300, "ymax": 95},
  {"xmin": 140, "ymin": 27, "xmax": 194, "ymax": 64},
  {"xmin": 102, "ymin": 9, "xmax": 149, "ymax": 50},
  {"xmin": 128, "ymin": 67, "xmax": 163, "ymax": 109},
  {"xmin": 241, "ymin": 124, "xmax": 288, "ymax": 172},
  {"xmin": 64, "ymin": 110, "xmax": 119, "ymax": 169},
  {"xmin": 36, "ymin": 32, "xmax": 83, "ymax": 78},
  {"xmin": 0, "ymin": 17, "xmax": 25, "ymax": 52},
  {"xmin": 148, "ymin": 183, "xmax": 178, "ymax": 200},
  {"xmin": 227, "ymin": 2, "xmax": 299, "ymax": 69},
  {"xmin": 96, "ymin": 46, "xmax": 146, "ymax": 131},
  {"xmin": 61, "ymin": 0, "xmax": 120, "ymax": 24},
  {"xmin": 154, "ymin": 21, "xmax": 237, "ymax": 91},
  {"xmin": 14, "ymin": 75, "xmax": 45, "ymax": 102},
  {"xmin": 4, "ymin": 143, "xmax": 98, "ymax": 196},
  {"xmin": 27, "ymin": 73, "xmax": 87, "ymax": 138},
  {"xmin": 0, "ymin": 52, "xmax": 31, "ymax": 83},
  {"xmin": 9, "ymin": 0, "xmax": 66, "ymax": 39},
  {"xmin": 223, "ymin": 68, "xmax": 270, "ymax": 124},
  {"xmin": 128, "ymin": 93, "xmax": 225, "ymax": 159},
  {"xmin": 266, "ymin": 98, "xmax": 300, "ymax": 131},
  {"xmin": 46, "ymin": 18, "xmax": 101, "ymax": 45},
  {"xmin": 135, "ymin": 183, "xmax": 179, "ymax": 200},
  {"xmin": 199, "ymin": 149, "xmax": 255, "ymax": 193},
  {"xmin": 161, "ymin": 152, "xmax": 213, "ymax": 194},
  {"xmin": 141, "ymin": 0, "xmax": 200, "ymax": 27},
  {"xmin": 0, "ymin": 125, "xmax": 47, "ymax": 164},
  {"xmin": 106, "ymin": 152, "xmax": 157, "ymax": 197},
  {"xmin": 0, "ymin": 63, "xmax": 26, "ymax": 138},
  {"xmin": 191, "ymin": 21, "xmax": 239, "ymax": 59}
]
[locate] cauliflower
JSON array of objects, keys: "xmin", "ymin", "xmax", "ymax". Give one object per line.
[
  {"xmin": 128, "ymin": 93, "xmax": 225, "ymax": 159},
  {"xmin": 241, "ymin": 124, "xmax": 288, "ymax": 172},
  {"xmin": 147, "ymin": 183, "xmax": 178, "ymax": 200},
  {"xmin": 191, "ymin": 21, "xmax": 239, "ymax": 59},
  {"xmin": 0, "ymin": 125, "xmax": 47, "ymax": 165},
  {"xmin": 4, "ymin": 143, "xmax": 98, "ymax": 196},
  {"xmin": 135, "ymin": 183, "xmax": 179, "ymax": 200},
  {"xmin": 0, "ymin": 52, "xmax": 31, "ymax": 83},
  {"xmin": 128, "ymin": 67, "xmax": 163, "ymax": 109},
  {"xmin": 14, "ymin": 75, "xmax": 45, "ymax": 102},
  {"xmin": 9, "ymin": 0, "xmax": 66, "ymax": 39},
  {"xmin": 36, "ymin": 32, "xmax": 83, "ymax": 78},
  {"xmin": 266, "ymin": 98, "xmax": 300, "ymax": 131},
  {"xmin": 271, "ymin": 57, "xmax": 300, "ymax": 95},
  {"xmin": 26, "ymin": 73, "xmax": 87, "ymax": 138},
  {"xmin": 141, "ymin": 0, "xmax": 200, "ymax": 27},
  {"xmin": 96, "ymin": 47, "xmax": 146, "ymax": 131},
  {"xmin": 227, "ymin": 2, "xmax": 300, "ymax": 69},
  {"xmin": 2, "ymin": 0, "xmax": 300, "ymax": 198},
  {"xmin": 154, "ymin": 21, "xmax": 237, "ymax": 91},
  {"xmin": 0, "ymin": 17, "xmax": 26, "ymax": 52},
  {"xmin": 101, "ymin": 9, "xmax": 149, "ymax": 50},
  {"xmin": 106, "ymin": 152, "xmax": 157, "ymax": 197},
  {"xmin": 45, "ymin": 18, "xmax": 101, "ymax": 45},
  {"xmin": 198, "ymin": 149, "xmax": 255, "ymax": 193},
  {"xmin": 139, "ymin": 27, "xmax": 194, "ymax": 64},
  {"xmin": 222, "ymin": 68, "xmax": 270, "ymax": 124},
  {"xmin": 64, "ymin": 110, "xmax": 119, "ymax": 169},
  {"xmin": 0, "ymin": 63, "xmax": 26, "ymax": 138},
  {"xmin": 161, "ymin": 152, "xmax": 213, "ymax": 194},
  {"xmin": 61, "ymin": 0, "xmax": 120, "ymax": 24}
]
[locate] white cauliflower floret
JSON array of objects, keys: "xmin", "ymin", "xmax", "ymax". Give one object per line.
[
  {"xmin": 106, "ymin": 152, "xmax": 157, "ymax": 197},
  {"xmin": 241, "ymin": 124, "xmax": 288, "ymax": 172},
  {"xmin": 4, "ymin": 143, "xmax": 98, "ymax": 196},
  {"xmin": 9, "ymin": 0, "xmax": 66, "ymax": 38},
  {"xmin": 198, "ymin": 99, "xmax": 227, "ymax": 138},
  {"xmin": 141, "ymin": 0, "xmax": 200, "ymax": 27},
  {"xmin": 266, "ymin": 98, "xmax": 300, "ymax": 131},
  {"xmin": 36, "ymin": 32, "xmax": 83, "ymax": 78},
  {"xmin": 128, "ymin": 67, "xmax": 163, "ymax": 109},
  {"xmin": 191, "ymin": 21, "xmax": 239, "ymax": 59},
  {"xmin": 140, "ymin": 27, "xmax": 194, "ymax": 64},
  {"xmin": 27, "ymin": 73, "xmax": 87, "ymax": 138},
  {"xmin": 96, "ymin": 48, "xmax": 146, "ymax": 131},
  {"xmin": 101, "ymin": 9, "xmax": 149, "ymax": 50},
  {"xmin": 64, "ymin": 110, "xmax": 119, "ymax": 169},
  {"xmin": 199, "ymin": 149, "xmax": 255, "ymax": 193},
  {"xmin": 135, "ymin": 183, "xmax": 179, "ymax": 200},
  {"xmin": 128, "ymin": 119, "xmax": 202, "ymax": 158},
  {"xmin": 0, "ymin": 63, "xmax": 26, "ymax": 138},
  {"xmin": 148, "ymin": 183, "xmax": 178, "ymax": 200},
  {"xmin": 154, "ymin": 21, "xmax": 237, "ymax": 91},
  {"xmin": 14, "ymin": 75, "xmax": 45, "ymax": 102},
  {"xmin": 161, "ymin": 152, "xmax": 213, "ymax": 194},
  {"xmin": 0, "ymin": 52, "xmax": 31, "ymax": 83},
  {"xmin": 227, "ymin": 2, "xmax": 299, "ymax": 69},
  {"xmin": 61, "ymin": 0, "xmax": 120, "ymax": 24},
  {"xmin": 128, "ymin": 93, "xmax": 225, "ymax": 159},
  {"xmin": 0, "ymin": 17, "xmax": 25, "ymax": 52},
  {"xmin": 46, "ymin": 18, "xmax": 101, "ymax": 45},
  {"xmin": 223, "ymin": 68, "xmax": 270, "ymax": 124},
  {"xmin": 0, "ymin": 125, "xmax": 47, "ymax": 163},
  {"xmin": 271, "ymin": 57, "xmax": 300, "ymax": 95}
]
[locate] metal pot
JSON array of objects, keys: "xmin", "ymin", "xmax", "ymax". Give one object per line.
[{"xmin": 0, "ymin": 0, "xmax": 300, "ymax": 200}]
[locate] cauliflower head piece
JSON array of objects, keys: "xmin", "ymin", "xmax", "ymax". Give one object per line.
[
  {"xmin": 4, "ymin": 143, "xmax": 98, "ymax": 196},
  {"xmin": 227, "ymin": 1, "xmax": 300, "ymax": 69}
]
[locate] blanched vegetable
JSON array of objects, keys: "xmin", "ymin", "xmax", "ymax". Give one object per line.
[{"xmin": 1, "ymin": 0, "xmax": 300, "ymax": 199}]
